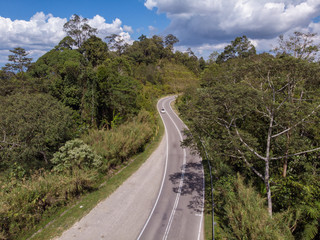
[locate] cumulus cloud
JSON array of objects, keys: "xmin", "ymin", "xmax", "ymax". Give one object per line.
[
  {"xmin": 123, "ymin": 25, "xmax": 134, "ymax": 33},
  {"xmin": 0, "ymin": 12, "xmax": 66, "ymax": 50},
  {"xmin": 0, "ymin": 12, "xmax": 133, "ymax": 65},
  {"xmin": 144, "ymin": 0, "xmax": 320, "ymax": 46}
]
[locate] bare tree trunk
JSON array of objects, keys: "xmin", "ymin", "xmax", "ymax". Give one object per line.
[
  {"xmin": 91, "ymin": 81, "xmax": 95, "ymax": 126},
  {"xmin": 265, "ymin": 160, "xmax": 272, "ymax": 217},
  {"xmin": 265, "ymin": 113, "xmax": 274, "ymax": 217},
  {"xmin": 283, "ymin": 131, "xmax": 290, "ymax": 178}
]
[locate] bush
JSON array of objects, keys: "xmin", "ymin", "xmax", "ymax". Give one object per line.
[
  {"xmin": 215, "ymin": 174, "xmax": 293, "ymax": 240},
  {"xmin": 82, "ymin": 110, "xmax": 155, "ymax": 168},
  {"xmin": 51, "ymin": 139, "xmax": 102, "ymax": 173},
  {"xmin": 0, "ymin": 169, "xmax": 97, "ymax": 240},
  {"xmin": 0, "ymin": 93, "xmax": 76, "ymax": 171}
]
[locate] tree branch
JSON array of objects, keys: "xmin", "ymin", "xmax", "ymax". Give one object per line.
[
  {"xmin": 234, "ymin": 149, "xmax": 265, "ymax": 181},
  {"xmin": 234, "ymin": 127, "xmax": 267, "ymax": 161},
  {"xmin": 272, "ymin": 103, "xmax": 320, "ymax": 138},
  {"xmin": 271, "ymin": 146, "xmax": 320, "ymax": 160}
]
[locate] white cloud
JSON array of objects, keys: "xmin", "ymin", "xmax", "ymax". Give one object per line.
[
  {"xmin": 144, "ymin": 0, "xmax": 320, "ymax": 47},
  {"xmin": 0, "ymin": 12, "xmax": 133, "ymax": 65},
  {"xmin": 123, "ymin": 25, "xmax": 134, "ymax": 33},
  {"xmin": 144, "ymin": 0, "xmax": 157, "ymax": 10},
  {"xmin": 0, "ymin": 50, "xmax": 10, "ymax": 65},
  {"xmin": 148, "ymin": 25, "xmax": 156, "ymax": 31},
  {"xmin": 0, "ymin": 12, "xmax": 66, "ymax": 50}
]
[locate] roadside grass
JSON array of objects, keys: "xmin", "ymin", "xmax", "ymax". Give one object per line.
[
  {"xmin": 202, "ymin": 160, "xmax": 214, "ymax": 240},
  {"xmin": 204, "ymin": 213, "xmax": 213, "ymax": 240},
  {"xmin": 26, "ymin": 114, "xmax": 164, "ymax": 240}
]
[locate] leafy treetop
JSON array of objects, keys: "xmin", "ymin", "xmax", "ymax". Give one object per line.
[{"xmin": 63, "ymin": 14, "xmax": 98, "ymax": 48}]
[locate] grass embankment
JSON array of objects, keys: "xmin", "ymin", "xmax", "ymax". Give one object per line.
[
  {"xmin": 0, "ymin": 110, "xmax": 164, "ymax": 240},
  {"xmin": 161, "ymin": 62, "xmax": 199, "ymax": 93}
]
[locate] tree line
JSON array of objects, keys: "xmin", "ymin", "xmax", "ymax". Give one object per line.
[
  {"xmin": 178, "ymin": 33, "xmax": 320, "ymax": 239},
  {"xmin": 0, "ymin": 14, "xmax": 202, "ymax": 239}
]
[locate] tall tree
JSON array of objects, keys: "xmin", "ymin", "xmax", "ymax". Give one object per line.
[
  {"xmin": 217, "ymin": 35, "xmax": 256, "ymax": 63},
  {"xmin": 55, "ymin": 36, "xmax": 77, "ymax": 51},
  {"xmin": 273, "ymin": 31, "xmax": 319, "ymax": 61},
  {"xmin": 180, "ymin": 54, "xmax": 320, "ymax": 217},
  {"xmin": 105, "ymin": 34, "xmax": 128, "ymax": 55},
  {"xmin": 3, "ymin": 47, "xmax": 32, "ymax": 73},
  {"xmin": 63, "ymin": 14, "xmax": 97, "ymax": 48},
  {"xmin": 80, "ymin": 36, "xmax": 108, "ymax": 67},
  {"xmin": 165, "ymin": 34, "xmax": 179, "ymax": 50},
  {"xmin": 0, "ymin": 93, "xmax": 75, "ymax": 169}
]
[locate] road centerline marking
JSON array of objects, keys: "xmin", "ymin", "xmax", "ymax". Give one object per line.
[{"xmin": 136, "ymin": 98, "xmax": 170, "ymax": 240}]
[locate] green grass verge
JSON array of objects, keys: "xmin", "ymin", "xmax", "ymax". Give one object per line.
[
  {"xmin": 204, "ymin": 212, "xmax": 213, "ymax": 240},
  {"xmin": 26, "ymin": 114, "xmax": 164, "ymax": 240},
  {"xmin": 202, "ymin": 159, "xmax": 214, "ymax": 240}
]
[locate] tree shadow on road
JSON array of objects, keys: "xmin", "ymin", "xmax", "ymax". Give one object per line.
[{"xmin": 169, "ymin": 162, "xmax": 204, "ymax": 214}]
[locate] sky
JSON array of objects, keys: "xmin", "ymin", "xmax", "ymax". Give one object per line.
[{"xmin": 1, "ymin": 0, "xmax": 320, "ymax": 65}]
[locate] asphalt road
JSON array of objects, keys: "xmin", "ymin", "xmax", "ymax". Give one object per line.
[
  {"xmin": 137, "ymin": 96, "xmax": 204, "ymax": 240},
  {"xmin": 57, "ymin": 96, "xmax": 204, "ymax": 240}
]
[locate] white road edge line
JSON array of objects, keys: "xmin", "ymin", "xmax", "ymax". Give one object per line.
[
  {"xmin": 197, "ymin": 165, "xmax": 205, "ymax": 240},
  {"xmin": 137, "ymin": 96, "xmax": 204, "ymax": 240},
  {"xmin": 136, "ymin": 98, "xmax": 169, "ymax": 240},
  {"xmin": 169, "ymin": 97, "xmax": 205, "ymax": 240},
  {"xmin": 162, "ymin": 97, "xmax": 186, "ymax": 240}
]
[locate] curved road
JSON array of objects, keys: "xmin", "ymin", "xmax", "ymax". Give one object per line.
[
  {"xmin": 57, "ymin": 96, "xmax": 204, "ymax": 240},
  {"xmin": 138, "ymin": 96, "xmax": 204, "ymax": 240}
]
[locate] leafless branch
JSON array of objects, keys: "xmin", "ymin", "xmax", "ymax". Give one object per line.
[
  {"xmin": 234, "ymin": 149, "xmax": 265, "ymax": 181},
  {"xmin": 271, "ymin": 146, "xmax": 320, "ymax": 160},
  {"xmin": 235, "ymin": 127, "xmax": 267, "ymax": 161},
  {"xmin": 255, "ymin": 108, "xmax": 271, "ymax": 119},
  {"xmin": 272, "ymin": 103, "xmax": 320, "ymax": 138}
]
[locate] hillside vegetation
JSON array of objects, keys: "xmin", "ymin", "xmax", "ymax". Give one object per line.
[
  {"xmin": 0, "ymin": 15, "xmax": 200, "ymax": 240},
  {"xmin": 178, "ymin": 33, "xmax": 320, "ymax": 239},
  {"xmin": 1, "ymin": 13, "xmax": 319, "ymax": 240}
]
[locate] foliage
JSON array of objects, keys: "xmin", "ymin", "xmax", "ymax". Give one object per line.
[
  {"xmin": 51, "ymin": 139, "xmax": 102, "ymax": 173},
  {"xmin": 0, "ymin": 29, "xmax": 208, "ymax": 240},
  {"xmin": 79, "ymin": 36, "xmax": 108, "ymax": 67},
  {"xmin": 2, "ymin": 47, "xmax": 32, "ymax": 73},
  {"xmin": 215, "ymin": 174, "xmax": 293, "ymax": 240},
  {"xmin": 105, "ymin": 34, "xmax": 128, "ymax": 56},
  {"xmin": 178, "ymin": 35, "xmax": 320, "ymax": 239},
  {"xmin": 30, "ymin": 47, "xmax": 84, "ymax": 79},
  {"xmin": 164, "ymin": 34, "xmax": 179, "ymax": 50},
  {"xmin": 217, "ymin": 35, "xmax": 256, "ymax": 63},
  {"xmin": 63, "ymin": 14, "xmax": 97, "ymax": 48},
  {"xmin": 0, "ymin": 168, "xmax": 97, "ymax": 240},
  {"xmin": 0, "ymin": 93, "xmax": 76, "ymax": 171},
  {"xmin": 82, "ymin": 110, "xmax": 155, "ymax": 168},
  {"xmin": 273, "ymin": 31, "xmax": 319, "ymax": 61},
  {"xmin": 160, "ymin": 61, "xmax": 199, "ymax": 92}
]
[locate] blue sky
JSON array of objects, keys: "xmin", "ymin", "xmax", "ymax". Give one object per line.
[
  {"xmin": 0, "ymin": 0, "xmax": 169, "ymax": 39},
  {"xmin": 0, "ymin": 0, "xmax": 320, "ymax": 65}
]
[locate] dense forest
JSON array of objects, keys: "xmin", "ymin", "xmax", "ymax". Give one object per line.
[
  {"xmin": 177, "ymin": 33, "xmax": 320, "ymax": 239},
  {"xmin": 1, "ymin": 13, "xmax": 319, "ymax": 240},
  {"xmin": 0, "ymin": 15, "xmax": 200, "ymax": 240}
]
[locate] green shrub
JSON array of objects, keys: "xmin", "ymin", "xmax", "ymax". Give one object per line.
[
  {"xmin": 51, "ymin": 139, "xmax": 102, "ymax": 173},
  {"xmin": 215, "ymin": 174, "xmax": 293, "ymax": 240},
  {"xmin": 0, "ymin": 93, "xmax": 76, "ymax": 171},
  {"xmin": 0, "ymin": 169, "xmax": 97, "ymax": 240},
  {"xmin": 82, "ymin": 110, "xmax": 155, "ymax": 168}
]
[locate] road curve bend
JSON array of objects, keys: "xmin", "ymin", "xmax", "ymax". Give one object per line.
[
  {"xmin": 57, "ymin": 96, "xmax": 204, "ymax": 240},
  {"xmin": 137, "ymin": 96, "xmax": 205, "ymax": 240}
]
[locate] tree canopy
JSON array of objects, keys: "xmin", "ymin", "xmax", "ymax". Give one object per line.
[
  {"xmin": 63, "ymin": 14, "xmax": 98, "ymax": 48},
  {"xmin": 3, "ymin": 47, "xmax": 32, "ymax": 73},
  {"xmin": 216, "ymin": 35, "xmax": 256, "ymax": 63}
]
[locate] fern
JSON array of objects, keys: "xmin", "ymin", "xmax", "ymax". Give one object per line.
[{"xmin": 302, "ymin": 220, "xmax": 318, "ymax": 240}]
